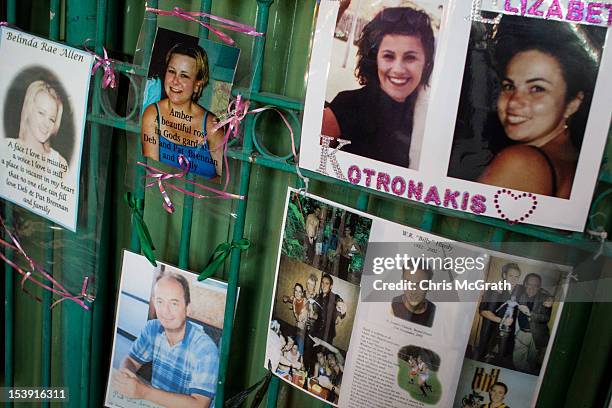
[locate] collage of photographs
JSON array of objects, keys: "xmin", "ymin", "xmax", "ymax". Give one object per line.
[
  {"xmin": 266, "ymin": 190, "xmax": 573, "ymax": 408},
  {"xmin": 266, "ymin": 191, "xmax": 373, "ymax": 405}
]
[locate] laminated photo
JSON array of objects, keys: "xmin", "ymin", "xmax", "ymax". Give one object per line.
[
  {"xmin": 105, "ymin": 250, "xmax": 229, "ymax": 408},
  {"xmin": 442, "ymin": 6, "xmax": 611, "ymax": 231},
  {"xmin": 0, "ymin": 26, "xmax": 93, "ymax": 231},
  {"xmin": 453, "ymin": 359, "xmax": 538, "ymax": 408},
  {"xmin": 267, "ymin": 190, "xmax": 373, "ymax": 405},
  {"xmin": 141, "ymin": 27, "xmax": 240, "ymax": 181}
]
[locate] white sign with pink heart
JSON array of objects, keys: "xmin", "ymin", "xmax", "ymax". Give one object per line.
[{"xmin": 299, "ymin": 0, "xmax": 611, "ymax": 232}]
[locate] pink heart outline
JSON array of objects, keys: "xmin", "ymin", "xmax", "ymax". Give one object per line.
[{"xmin": 493, "ymin": 189, "xmax": 538, "ymax": 225}]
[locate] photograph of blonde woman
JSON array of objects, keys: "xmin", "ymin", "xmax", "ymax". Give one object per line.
[
  {"xmin": 448, "ymin": 16, "xmax": 604, "ymax": 199},
  {"xmin": 142, "ymin": 42, "xmax": 224, "ymax": 180},
  {"xmin": 2, "ymin": 68, "xmax": 75, "ymax": 179},
  {"xmin": 0, "ymin": 29, "xmax": 90, "ymax": 230},
  {"xmin": 321, "ymin": 4, "xmax": 439, "ymax": 170},
  {"xmin": 141, "ymin": 28, "xmax": 240, "ymax": 181},
  {"xmin": 18, "ymin": 80, "xmax": 69, "ymax": 170}
]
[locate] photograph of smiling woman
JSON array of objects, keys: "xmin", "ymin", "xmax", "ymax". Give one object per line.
[
  {"xmin": 2, "ymin": 68, "xmax": 75, "ymax": 177},
  {"xmin": 321, "ymin": 6, "xmax": 437, "ymax": 170},
  {"xmin": 18, "ymin": 80, "xmax": 68, "ymax": 170},
  {"xmin": 448, "ymin": 16, "xmax": 603, "ymax": 199},
  {"xmin": 141, "ymin": 42, "xmax": 224, "ymax": 180}
]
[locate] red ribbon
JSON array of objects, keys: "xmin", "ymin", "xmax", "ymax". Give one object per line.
[
  {"xmin": 0, "ymin": 217, "xmax": 92, "ymax": 310},
  {"xmin": 144, "ymin": 5, "xmax": 264, "ymax": 46}
]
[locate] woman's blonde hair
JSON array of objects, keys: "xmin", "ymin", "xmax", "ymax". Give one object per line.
[
  {"xmin": 19, "ymin": 80, "xmax": 63, "ymax": 141},
  {"xmin": 165, "ymin": 43, "xmax": 209, "ymax": 102}
]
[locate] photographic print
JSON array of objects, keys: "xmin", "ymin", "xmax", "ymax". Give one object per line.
[
  {"xmin": 426, "ymin": 1, "xmax": 612, "ymax": 231},
  {"xmin": 105, "ymin": 250, "xmax": 229, "ymax": 408},
  {"xmin": 447, "ymin": 15, "xmax": 606, "ymax": 200},
  {"xmin": 465, "ymin": 255, "xmax": 567, "ymax": 376},
  {"xmin": 453, "ymin": 359, "xmax": 537, "ymax": 408},
  {"xmin": 397, "ymin": 345, "xmax": 442, "ymax": 404},
  {"xmin": 268, "ymin": 257, "xmax": 360, "ymax": 405},
  {"xmin": 0, "ymin": 27, "xmax": 93, "ymax": 231},
  {"xmin": 266, "ymin": 189, "xmax": 486, "ymax": 407},
  {"xmin": 282, "ymin": 191, "xmax": 373, "ymax": 285},
  {"xmin": 300, "ymin": 0, "xmax": 445, "ymax": 173},
  {"xmin": 266, "ymin": 190, "xmax": 375, "ymax": 406},
  {"xmin": 141, "ymin": 27, "xmax": 240, "ymax": 181}
]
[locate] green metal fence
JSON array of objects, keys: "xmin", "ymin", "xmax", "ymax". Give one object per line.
[{"xmin": 2, "ymin": 1, "xmax": 611, "ymax": 407}]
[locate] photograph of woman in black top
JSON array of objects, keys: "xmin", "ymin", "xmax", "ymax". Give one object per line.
[
  {"xmin": 448, "ymin": 16, "xmax": 603, "ymax": 199},
  {"xmin": 321, "ymin": 7, "xmax": 435, "ymax": 170}
]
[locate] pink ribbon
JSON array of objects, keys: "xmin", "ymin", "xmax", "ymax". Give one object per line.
[
  {"xmin": 0, "ymin": 22, "xmax": 7, "ymax": 26},
  {"xmin": 211, "ymin": 95, "xmax": 309, "ymax": 190},
  {"xmin": 0, "ymin": 217, "xmax": 92, "ymax": 310},
  {"xmin": 144, "ymin": 5, "xmax": 263, "ymax": 46},
  {"xmin": 137, "ymin": 154, "xmax": 245, "ymax": 214},
  {"xmin": 89, "ymin": 46, "xmax": 117, "ymax": 89},
  {"xmin": 139, "ymin": 95, "xmax": 305, "ymax": 210}
]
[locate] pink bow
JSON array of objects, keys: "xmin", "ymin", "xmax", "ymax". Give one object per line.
[
  {"xmin": 212, "ymin": 95, "xmax": 308, "ymax": 190},
  {"xmin": 145, "ymin": 5, "xmax": 264, "ymax": 46},
  {"xmin": 142, "ymin": 154, "xmax": 191, "ymax": 214},
  {"xmin": 90, "ymin": 47, "xmax": 117, "ymax": 89},
  {"xmin": 138, "ymin": 154, "xmax": 244, "ymax": 214}
]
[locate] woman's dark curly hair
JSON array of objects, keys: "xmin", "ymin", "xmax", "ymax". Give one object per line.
[{"xmin": 355, "ymin": 7, "xmax": 435, "ymax": 87}]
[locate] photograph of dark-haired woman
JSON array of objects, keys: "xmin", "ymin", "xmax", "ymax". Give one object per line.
[
  {"xmin": 448, "ymin": 15, "xmax": 605, "ymax": 199},
  {"xmin": 320, "ymin": 1, "xmax": 443, "ymax": 171}
]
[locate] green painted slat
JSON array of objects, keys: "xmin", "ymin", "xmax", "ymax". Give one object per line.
[
  {"xmin": 130, "ymin": 0, "xmax": 158, "ymax": 253},
  {"xmin": 4, "ymin": 204, "xmax": 14, "ymax": 408},
  {"xmin": 6, "ymin": 0, "xmax": 16, "ymax": 22},
  {"xmin": 231, "ymin": 88, "xmax": 304, "ymax": 111},
  {"xmin": 215, "ymin": 2, "xmax": 275, "ymax": 406},
  {"xmin": 90, "ymin": 170, "xmax": 113, "ymax": 407},
  {"xmin": 41, "ymin": 226, "xmax": 53, "ymax": 408},
  {"xmin": 562, "ymin": 301, "xmax": 612, "ymax": 407},
  {"xmin": 60, "ymin": 2, "xmax": 97, "ymax": 408},
  {"xmin": 41, "ymin": 5, "xmax": 61, "ymax": 407},
  {"xmin": 79, "ymin": 0, "xmax": 109, "ymax": 406},
  {"xmin": 4, "ymin": 6, "xmax": 17, "ymax": 407}
]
